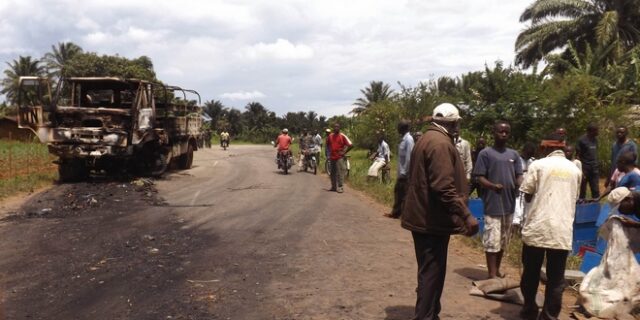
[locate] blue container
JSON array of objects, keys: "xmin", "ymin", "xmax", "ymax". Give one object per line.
[
  {"xmin": 596, "ymin": 237, "xmax": 607, "ymax": 254},
  {"xmin": 596, "ymin": 203, "xmax": 613, "ymax": 227},
  {"xmin": 573, "ymin": 222, "xmax": 598, "ymax": 241},
  {"xmin": 468, "ymin": 199, "xmax": 484, "ymax": 219},
  {"xmin": 580, "ymin": 251, "xmax": 602, "ymax": 274},
  {"xmin": 575, "ymin": 203, "xmax": 601, "ymax": 223}
]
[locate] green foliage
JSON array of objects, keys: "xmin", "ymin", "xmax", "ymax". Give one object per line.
[
  {"xmin": 351, "ymin": 101, "xmax": 400, "ymax": 150},
  {"xmin": 1, "ymin": 56, "xmax": 46, "ymax": 105},
  {"xmin": 42, "ymin": 42, "xmax": 83, "ymax": 78},
  {"xmin": 516, "ymin": 0, "xmax": 640, "ymax": 68},
  {"xmin": 352, "ymin": 80, "xmax": 396, "ymax": 115},
  {"xmin": 63, "ymin": 52, "xmax": 157, "ymax": 81}
]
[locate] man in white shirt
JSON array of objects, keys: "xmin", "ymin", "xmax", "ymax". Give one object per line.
[
  {"xmin": 518, "ymin": 138, "xmax": 582, "ymax": 320},
  {"xmin": 386, "ymin": 120, "xmax": 414, "ymax": 218},
  {"xmin": 367, "ymin": 135, "xmax": 390, "ymax": 178},
  {"xmin": 454, "ymin": 133, "xmax": 473, "ymax": 181}
]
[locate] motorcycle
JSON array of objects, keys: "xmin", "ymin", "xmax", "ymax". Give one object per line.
[
  {"xmin": 221, "ymin": 139, "xmax": 229, "ymax": 150},
  {"xmin": 277, "ymin": 149, "xmax": 294, "ymax": 174},
  {"xmin": 302, "ymin": 148, "xmax": 318, "ymax": 175}
]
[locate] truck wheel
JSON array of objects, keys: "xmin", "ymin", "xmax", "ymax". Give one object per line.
[
  {"xmin": 149, "ymin": 153, "xmax": 169, "ymax": 177},
  {"xmin": 178, "ymin": 144, "xmax": 194, "ymax": 169},
  {"xmin": 58, "ymin": 160, "xmax": 88, "ymax": 182}
]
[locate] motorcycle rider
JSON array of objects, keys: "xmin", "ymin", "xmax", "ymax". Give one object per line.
[
  {"xmin": 298, "ymin": 128, "xmax": 313, "ymax": 170},
  {"xmin": 275, "ymin": 128, "xmax": 293, "ymax": 169},
  {"xmin": 220, "ymin": 129, "xmax": 230, "ymax": 148}
]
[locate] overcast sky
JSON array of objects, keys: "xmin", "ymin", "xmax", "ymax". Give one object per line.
[{"xmin": 0, "ymin": 0, "xmax": 533, "ymax": 116}]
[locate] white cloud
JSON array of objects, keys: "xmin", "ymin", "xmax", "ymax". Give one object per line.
[
  {"xmin": 0, "ymin": 0, "xmax": 535, "ymax": 116},
  {"xmin": 220, "ymin": 91, "xmax": 267, "ymax": 101},
  {"xmin": 244, "ymin": 39, "xmax": 314, "ymax": 60}
]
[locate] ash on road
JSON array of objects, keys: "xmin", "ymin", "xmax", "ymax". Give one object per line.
[{"xmin": 0, "ymin": 145, "xmax": 532, "ymax": 319}]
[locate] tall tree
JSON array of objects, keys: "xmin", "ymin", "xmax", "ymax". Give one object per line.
[
  {"xmin": 42, "ymin": 42, "xmax": 83, "ymax": 78},
  {"xmin": 515, "ymin": 0, "xmax": 640, "ymax": 68},
  {"xmin": 1, "ymin": 56, "xmax": 46, "ymax": 105},
  {"xmin": 352, "ymin": 81, "xmax": 395, "ymax": 115}
]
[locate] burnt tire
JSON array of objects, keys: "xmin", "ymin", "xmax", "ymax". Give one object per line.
[
  {"xmin": 150, "ymin": 153, "xmax": 169, "ymax": 177},
  {"xmin": 58, "ymin": 160, "xmax": 88, "ymax": 183},
  {"xmin": 178, "ymin": 144, "xmax": 194, "ymax": 170}
]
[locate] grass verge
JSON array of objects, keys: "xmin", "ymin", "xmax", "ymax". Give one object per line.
[{"xmin": 0, "ymin": 140, "xmax": 57, "ymax": 200}]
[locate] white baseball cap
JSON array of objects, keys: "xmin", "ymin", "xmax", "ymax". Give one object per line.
[
  {"xmin": 282, "ymin": 128, "xmax": 288, "ymax": 133},
  {"xmin": 432, "ymin": 103, "xmax": 461, "ymax": 120}
]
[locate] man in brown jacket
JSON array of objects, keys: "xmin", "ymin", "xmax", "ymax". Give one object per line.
[{"xmin": 401, "ymin": 103, "xmax": 479, "ymax": 320}]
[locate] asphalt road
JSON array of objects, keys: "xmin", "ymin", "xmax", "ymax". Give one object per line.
[{"xmin": 0, "ymin": 144, "xmax": 537, "ymax": 319}]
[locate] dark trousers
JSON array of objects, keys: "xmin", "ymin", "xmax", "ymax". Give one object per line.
[
  {"xmin": 579, "ymin": 166, "xmax": 600, "ymax": 199},
  {"xmin": 412, "ymin": 232, "xmax": 450, "ymax": 320},
  {"xmin": 329, "ymin": 158, "xmax": 345, "ymax": 189},
  {"xmin": 520, "ymin": 244, "xmax": 569, "ymax": 320},
  {"xmin": 391, "ymin": 176, "xmax": 408, "ymax": 217}
]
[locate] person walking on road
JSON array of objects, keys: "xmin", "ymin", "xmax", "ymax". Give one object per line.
[
  {"xmin": 327, "ymin": 123, "xmax": 353, "ymax": 193},
  {"xmin": 519, "ymin": 138, "xmax": 581, "ymax": 320},
  {"xmin": 385, "ymin": 120, "xmax": 414, "ymax": 218},
  {"xmin": 401, "ymin": 103, "xmax": 479, "ymax": 320},
  {"xmin": 473, "ymin": 120, "xmax": 523, "ymax": 279},
  {"xmin": 576, "ymin": 123, "xmax": 600, "ymax": 199}
]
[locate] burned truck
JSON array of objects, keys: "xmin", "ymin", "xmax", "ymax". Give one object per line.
[{"xmin": 17, "ymin": 76, "xmax": 204, "ymax": 181}]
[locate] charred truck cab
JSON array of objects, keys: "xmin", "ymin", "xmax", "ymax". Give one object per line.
[{"xmin": 17, "ymin": 76, "xmax": 203, "ymax": 182}]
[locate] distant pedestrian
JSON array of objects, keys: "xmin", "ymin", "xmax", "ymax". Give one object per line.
[
  {"xmin": 473, "ymin": 120, "xmax": 523, "ymax": 279},
  {"xmin": 401, "ymin": 103, "xmax": 479, "ymax": 320},
  {"xmin": 555, "ymin": 127, "xmax": 567, "ymax": 142},
  {"xmin": 312, "ymin": 130, "xmax": 323, "ymax": 162},
  {"xmin": 385, "ymin": 120, "xmax": 414, "ymax": 219},
  {"xmin": 454, "ymin": 132, "xmax": 473, "ymax": 181},
  {"xmin": 576, "ymin": 123, "xmax": 600, "ymax": 199},
  {"xmin": 327, "ymin": 123, "xmax": 353, "ymax": 193},
  {"xmin": 519, "ymin": 138, "xmax": 581, "ymax": 320},
  {"xmin": 564, "ymin": 145, "xmax": 582, "ymax": 171},
  {"xmin": 608, "ymin": 125, "xmax": 638, "ymax": 180}
]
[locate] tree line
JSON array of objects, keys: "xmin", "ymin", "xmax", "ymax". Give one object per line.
[{"xmin": 2, "ymin": 0, "xmax": 640, "ymax": 168}]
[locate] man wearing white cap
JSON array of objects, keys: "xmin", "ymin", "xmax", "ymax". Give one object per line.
[{"xmin": 401, "ymin": 103, "xmax": 479, "ymax": 320}]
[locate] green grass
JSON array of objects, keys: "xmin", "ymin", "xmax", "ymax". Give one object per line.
[{"xmin": 0, "ymin": 140, "xmax": 57, "ymax": 199}]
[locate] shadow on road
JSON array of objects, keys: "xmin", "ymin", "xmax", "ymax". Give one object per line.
[
  {"xmin": 454, "ymin": 266, "xmax": 489, "ymax": 281},
  {"xmin": 384, "ymin": 305, "xmax": 414, "ymax": 320}
]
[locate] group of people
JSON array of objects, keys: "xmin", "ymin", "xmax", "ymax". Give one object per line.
[
  {"xmin": 273, "ymin": 124, "xmax": 353, "ymax": 192},
  {"xmin": 384, "ymin": 102, "xmax": 640, "ymax": 320}
]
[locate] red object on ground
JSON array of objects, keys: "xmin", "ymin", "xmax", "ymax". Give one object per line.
[{"xmin": 578, "ymin": 245, "xmax": 596, "ymax": 257}]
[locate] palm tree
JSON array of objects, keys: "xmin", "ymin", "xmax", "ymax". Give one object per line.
[
  {"xmin": 42, "ymin": 42, "xmax": 83, "ymax": 77},
  {"xmin": 305, "ymin": 110, "xmax": 318, "ymax": 128},
  {"xmin": 352, "ymin": 81, "xmax": 395, "ymax": 115},
  {"xmin": 1, "ymin": 56, "xmax": 46, "ymax": 105},
  {"xmin": 515, "ymin": 0, "xmax": 640, "ymax": 68}
]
